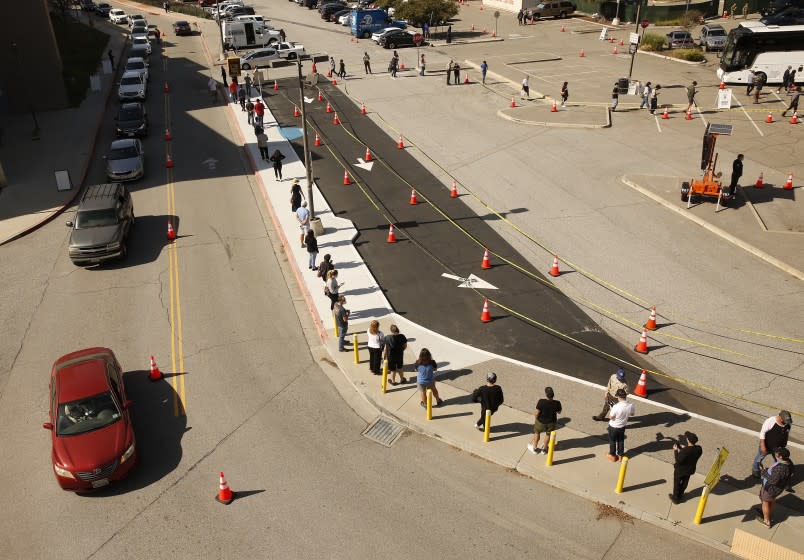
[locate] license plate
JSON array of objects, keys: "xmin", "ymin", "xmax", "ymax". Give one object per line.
[{"xmin": 91, "ymin": 478, "xmax": 109, "ymax": 488}]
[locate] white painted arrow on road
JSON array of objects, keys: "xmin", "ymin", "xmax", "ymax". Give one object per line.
[
  {"xmin": 354, "ymin": 157, "xmax": 374, "ymax": 171},
  {"xmin": 202, "ymin": 157, "xmax": 218, "ymax": 170},
  {"xmin": 441, "ymin": 273, "xmax": 498, "ymax": 289},
  {"xmin": 304, "ymin": 96, "xmax": 314, "ymax": 104}
]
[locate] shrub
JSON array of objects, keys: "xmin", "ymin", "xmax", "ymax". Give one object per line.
[
  {"xmin": 672, "ymin": 48, "xmax": 706, "ymax": 62},
  {"xmin": 639, "ymin": 32, "xmax": 665, "ymax": 52}
]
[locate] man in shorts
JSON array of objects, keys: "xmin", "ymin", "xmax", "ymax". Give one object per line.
[
  {"xmin": 528, "ymin": 387, "xmax": 562, "ymax": 454},
  {"xmin": 296, "ymin": 200, "xmax": 310, "ymax": 248}
]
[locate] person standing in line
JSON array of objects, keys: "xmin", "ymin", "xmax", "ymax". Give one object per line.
[
  {"xmin": 108, "ymin": 49, "xmax": 115, "ymax": 70},
  {"xmin": 753, "ymin": 72, "xmax": 766, "ymax": 103},
  {"xmin": 611, "ymin": 82, "xmax": 620, "ymax": 112},
  {"xmin": 670, "ymin": 432, "xmax": 703, "ymax": 504},
  {"xmin": 290, "ymin": 179, "xmax": 304, "ymax": 213},
  {"xmin": 269, "ymin": 149, "xmax": 286, "ymax": 180},
  {"xmin": 329, "ymin": 56, "xmax": 336, "ymax": 77},
  {"xmin": 746, "ymin": 69, "xmax": 756, "ymax": 95},
  {"xmin": 781, "ymin": 85, "xmax": 801, "ymax": 117},
  {"xmin": 517, "ymin": 8, "xmax": 524, "ymax": 24},
  {"xmin": 415, "ymin": 348, "xmax": 443, "ymax": 408},
  {"xmin": 333, "ymin": 296, "xmax": 350, "ymax": 352},
  {"xmin": 254, "ymin": 98, "xmax": 265, "ymax": 126},
  {"xmin": 685, "ymin": 80, "xmax": 698, "ymax": 112},
  {"xmin": 452, "ymin": 61, "xmax": 461, "ymax": 84},
  {"xmin": 229, "ymin": 80, "xmax": 238, "ymax": 103},
  {"xmin": 446, "ymin": 25, "xmax": 452, "ymax": 44},
  {"xmin": 163, "ymin": 1, "xmax": 170, "ymax": 13},
  {"xmin": 382, "ymin": 324, "xmax": 408, "ymax": 385},
  {"xmin": 208, "ymin": 77, "xmax": 218, "ymax": 103},
  {"xmin": 446, "ymin": 59, "xmax": 453, "ymax": 85},
  {"xmin": 521, "ymin": 77, "xmax": 530, "ymax": 99},
  {"xmin": 317, "ymin": 254, "xmax": 334, "ymax": 282},
  {"xmin": 607, "ymin": 389, "xmax": 635, "ymax": 461},
  {"xmin": 256, "ymin": 130, "xmax": 269, "ymax": 160},
  {"xmin": 297, "ymin": 200, "xmax": 311, "ymax": 250},
  {"xmin": 728, "ymin": 153, "xmax": 744, "ymax": 196},
  {"xmin": 649, "ymin": 84, "xmax": 661, "ymax": 114},
  {"xmin": 471, "ymin": 373, "xmax": 505, "ymax": 431},
  {"xmin": 640, "ymin": 81, "xmax": 652, "ymax": 109},
  {"xmin": 742, "ymin": 2, "xmax": 748, "ymax": 18},
  {"xmin": 560, "ymin": 81, "xmax": 569, "ymax": 106},
  {"xmin": 324, "ymin": 269, "xmax": 342, "ymax": 309},
  {"xmin": 730, "ymin": 2, "xmax": 737, "ymax": 18},
  {"xmin": 752, "ymin": 411, "xmax": 792, "ymax": 478},
  {"xmin": 366, "ymin": 320, "xmax": 385, "ymax": 375},
  {"xmin": 419, "ymin": 53, "xmax": 426, "ymax": 76},
  {"xmin": 778, "ymin": 65, "xmax": 792, "ymax": 93},
  {"xmin": 305, "ymin": 230, "xmax": 319, "ymax": 271},
  {"xmin": 528, "ymin": 387, "xmax": 562, "ymax": 454},
  {"xmin": 220, "ymin": 66, "xmax": 227, "ymax": 86},
  {"xmin": 238, "ymin": 85, "xmax": 247, "ymax": 111},
  {"xmin": 245, "ymin": 98, "xmax": 254, "ymax": 125},
  {"xmin": 338, "ymin": 59, "xmax": 346, "ymax": 79},
  {"xmin": 422, "ymin": 22, "xmax": 430, "ymax": 40},
  {"xmin": 756, "ymin": 447, "xmax": 794, "ymax": 528},
  {"xmin": 593, "ymin": 368, "xmax": 628, "ymax": 420},
  {"xmin": 363, "ymin": 51, "xmax": 372, "ymax": 74},
  {"xmin": 480, "ymin": 60, "xmax": 488, "ymax": 84},
  {"xmin": 279, "ymin": 28, "xmax": 286, "ymax": 42}
]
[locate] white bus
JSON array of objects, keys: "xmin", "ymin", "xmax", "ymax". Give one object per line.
[{"xmin": 717, "ymin": 21, "xmax": 804, "ymax": 85}]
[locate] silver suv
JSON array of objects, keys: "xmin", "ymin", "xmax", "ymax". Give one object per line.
[
  {"xmin": 66, "ymin": 183, "xmax": 134, "ymax": 265},
  {"xmin": 699, "ymin": 24, "xmax": 727, "ymax": 51},
  {"xmin": 531, "ymin": 1, "xmax": 576, "ymax": 19}
]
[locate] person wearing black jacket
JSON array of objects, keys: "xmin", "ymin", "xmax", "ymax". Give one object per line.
[
  {"xmin": 472, "ymin": 372, "xmax": 504, "ymax": 431},
  {"xmin": 728, "ymin": 153, "xmax": 744, "ymax": 195},
  {"xmin": 670, "ymin": 432, "xmax": 703, "ymax": 504}
]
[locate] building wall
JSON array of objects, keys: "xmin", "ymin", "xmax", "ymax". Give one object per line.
[{"xmin": 0, "ymin": 0, "xmax": 68, "ymax": 113}]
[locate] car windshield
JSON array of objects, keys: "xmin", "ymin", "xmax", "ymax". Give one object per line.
[
  {"xmin": 133, "ymin": 38, "xmax": 148, "ymax": 45},
  {"xmin": 118, "ymin": 106, "xmax": 143, "ymax": 120},
  {"xmin": 109, "ymin": 145, "xmax": 139, "ymax": 159},
  {"xmin": 176, "ymin": 21, "xmax": 189, "ymax": 26},
  {"xmin": 56, "ymin": 392, "xmax": 121, "ymax": 436},
  {"xmin": 75, "ymin": 209, "xmax": 120, "ymax": 228},
  {"xmin": 121, "ymin": 76, "xmax": 142, "ymax": 86}
]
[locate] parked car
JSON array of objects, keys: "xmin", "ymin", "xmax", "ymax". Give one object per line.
[
  {"xmin": 760, "ymin": 6, "xmax": 804, "ymax": 24},
  {"xmin": 118, "ymin": 71, "xmax": 147, "ymax": 100},
  {"xmin": 132, "ymin": 37, "xmax": 152, "ymax": 55},
  {"xmin": 372, "ymin": 26, "xmax": 405, "ymax": 43},
  {"xmin": 379, "ymin": 29, "xmax": 415, "ymax": 49},
  {"xmin": 666, "ymin": 30, "xmax": 695, "ymax": 49},
  {"xmin": 239, "ymin": 47, "xmax": 279, "ymax": 70},
  {"xmin": 318, "ymin": 0, "xmax": 346, "ymax": 14},
  {"xmin": 128, "ymin": 14, "xmax": 146, "ymax": 28},
  {"xmin": 115, "ymin": 102, "xmax": 148, "ymax": 138},
  {"xmin": 130, "ymin": 26, "xmax": 149, "ymax": 41},
  {"xmin": 531, "ymin": 0, "xmax": 576, "ymax": 19},
  {"xmin": 275, "ymin": 41, "xmax": 305, "ymax": 59},
  {"xmin": 124, "ymin": 57, "xmax": 149, "ymax": 82},
  {"xmin": 80, "ymin": 0, "xmax": 98, "ymax": 11},
  {"xmin": 330, "ymin": 8, "xmax": 350, "ymax": 22},
  {"xmin": 698, "ymin": 24, "xmax": 727, "ymax": 51},
  {"xmin": 129, "ymin": 44, "xmax": 150, "ymax": 60},
  {"xmin": 95, "ymin": 3, "xmax": 112, "ymax": 16},
  {"xmin": 338, "ymin": 12, "xmax": 351, "ymax": 25},
  {"xmin": 109, "ymin": 8, "xmax": 128, "ymax": 24},
  {"xmin": 43, "ymin": 348, "xmax": 136, "ymax": 489},
  {"xmin": 105, "ymin": 139, "xmax": 145, "ymax": 182},
  {"xmin": 65, "ymin": 184, "xmax": 135, "ymax": 265},
  {"xmin": 320, "ymin": 2, "xmax": 347, "ymax": 19},
  {"xmin": 172, "ymin": 20, "xmax": 192, "ymax": 35}
]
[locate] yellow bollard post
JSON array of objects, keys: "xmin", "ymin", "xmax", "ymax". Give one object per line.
[
  {"xmin": 426, "ymin": 389, "xmax": 433, "ymax": 420},
  {"xmin": 693, "ymin": 486, "xmax": 710, "ymax": 525},
  {"xmin": 615, "ymin": 456, "xmax": 629, "ymax": 493},
  {"xmin": 333, "ymin": 313, "xmax": 339, "ymax": 337},
  {"xmin": 381, "ymin": 359, "xmax": 388, "ymax": 394},
  {"xmin": 545, "ymin": 431, "xmax": 557, "ymax": 466},
  {"xmin": 483, "ymin": 410, "xmax": 491, "ymax": 442},
  {"xmin": 352, "ymin": 334, "xmax": 359, "ymax": 365}
]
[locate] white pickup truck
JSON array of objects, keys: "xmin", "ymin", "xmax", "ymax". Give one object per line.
[{"xmin": 275, "ymin": 41, "xmax": 306, "ymax": 60}]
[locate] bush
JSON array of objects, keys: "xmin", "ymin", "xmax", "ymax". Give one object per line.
[
  {"xmin": 395, "ymin": 0, "xmax": 458, "ymax": 26},
  {"xmin": 639, "ymin": 32, "xmax": 665, "ymax": 52},
  {"xmin": 672, "ymin": 48, "xmax": 706, "ymax": 62}
]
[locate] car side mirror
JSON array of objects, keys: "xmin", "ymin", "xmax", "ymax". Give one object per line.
[
  {"xmin": 66, "ymin": 221, "xmax": 73, "ymax": 228},
  {"xmin": 43, "ymin": 422, "xmax": 54, "ymax": 430}
]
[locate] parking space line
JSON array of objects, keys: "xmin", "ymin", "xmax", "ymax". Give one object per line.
[
  {"xmin": 654, "ymin": 114, "xmax": 662, "ymax": 133},
  {"xmin": 732, "ymin": 97, "xmax": 764, "ymax": 137}
]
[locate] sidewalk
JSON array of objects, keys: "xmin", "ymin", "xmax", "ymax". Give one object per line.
[{"xmin": 224, "ymin": 87, "xmax": 803, "ymax": 557}]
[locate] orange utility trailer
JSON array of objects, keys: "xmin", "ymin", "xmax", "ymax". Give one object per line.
[{"xmin": 681, "ymin": 123, "xmax": 734, "ymax": 205}]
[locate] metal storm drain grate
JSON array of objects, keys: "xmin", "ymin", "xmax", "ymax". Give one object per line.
[{"xmin": 362, "ymin": 417, "xmax": 404, "ymax": 447}]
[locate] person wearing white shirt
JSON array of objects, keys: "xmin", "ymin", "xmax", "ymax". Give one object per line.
[{"xmin": 607, "ymin": 389, "xmax": 635, "ymax": 461}]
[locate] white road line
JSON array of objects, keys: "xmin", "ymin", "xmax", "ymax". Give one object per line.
[
  {"xmin": 654, "ymin": 114, "xmax": 662, "ymax": 133},
  {"xmin": 733, "ymin": 97, "xmax": 764, "ymax": 137},
  {"xmin": 695, "ymin": 105, "xmax": 708, "ymax": 127}
]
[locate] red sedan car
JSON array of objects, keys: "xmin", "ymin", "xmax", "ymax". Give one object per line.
[{"xmin": 43, "ymin": 348, "xmax": 136, "ymax": 491}]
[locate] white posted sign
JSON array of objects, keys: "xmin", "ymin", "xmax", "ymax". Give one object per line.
[{"xmin": 716, "ymin": 88, "xmax": 732, "ymax": 109}]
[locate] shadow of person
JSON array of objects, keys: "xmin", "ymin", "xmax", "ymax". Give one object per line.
[{"xmin": 627, "ymin": 411, "xmax": 691, "ymax": 430}]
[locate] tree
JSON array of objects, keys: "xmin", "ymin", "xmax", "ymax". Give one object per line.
[{"xmin": 396, "ymin": 0, "xmax": 459, "ymax": 27}]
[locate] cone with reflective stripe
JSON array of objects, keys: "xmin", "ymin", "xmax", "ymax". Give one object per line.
[
  {"xmin": 149, "ymin": 355, "xmax": 162, "ymax": 381},
  {"xmin": 791, "ymin": 111, "xmax": 799, "ymax": 124},
  {"xmin": 314, "ymin": 132, "xmax": 321, "ymax": 147},
  {"xmin": 579, "ymin": 48, "xmax": 585, "ymax": 57},
  {"xmin": 548, "ymin": 255, "xmax": 560, "ymax": 277},
  {"xmin": 167, "ymin": 220, "xmax": 176, "ymax": 241},
  {"xmin": 551, "ymin": 99, "xmax": 558, "ymax": 112},
  {"xmin": 409, "ymin": 189, "xmax": 418, "ymax": 205},
  {"xmin": 612, "ymin": 45, "xmax": 618, "ymax": 55},
  {"xmin": 619, "ymin": 39, "xmax": 624, "ymax": 46},
  {"xmin": 215, "ymin": 471, "xmax": 234, "ymax": 505},
  {"xmin": 164, "ymin": 128, "xmax": 172, "ymax": 141},
  {"xmin": 783, "ymin": 172, "xmax": 793, "ymax": 190},
  {"xmin": 312, "ymin": 62, "xmax": 317, "ymax": 74},
  {"xmin": 318, "ymin": 90, "xmax": 324, "ymax": 102},
  {"xmin": 634, "ymin": 370, "xmax": 648, "ymax": 397},
  {"xmin": 661, "ymin": 107, "xmax": 670, "ymax": 119},
  {"xmin": 361, "ymin": 102, "xmax": 367, "ymax": 115},
  {"xmin": 644, "ymin": 306, "xmax": 657, "ymax": 331},
  {"xmin": 765, "ymin": 112, "xmax": 773, "ymax": 123},
  {"xmin": 386, "ymin": 224, "xmax": 397, "ymax": 243},
  {"xmin": 273, "ymin": 80, "xmax": 279, "ymax": 91},
  {"xmin": 166, "ymin": 154, "xmax": 174, "ymax": 168},
  {"xmin": 293, "ymin": 105, "xmax": 300, "ymax": 117},
  {"xmin": 481, "ymin": 249, "xmax": 492, "ymax": 269},
  {"xmin": 331, "ymin": 77, "xmax": 337, "ymax": 85},
  {"xmin": 163, "ymin": 81, "xmax": 170, "ymax": 93},
  {"xmin": 326, "ymin": 101, "xmax": 333, "ymax": 113},
  {"xmin": 450, "ymin": 180, "xmax": 459, "ymax": 198},
  {"xmin": 480, "ymin": 298, "xmax": 492, "ymax": 323},
  {"xmin": 560, "ymin": 25, "xmax": 565, "ymax": 31},
  {"xmin": 397, "ymin": 135, "xmax": 405, "ymax": 149},
  {"xmin": 471, "ymin": 24, "xmax": 475, "ymax": 31},
  {"xmin": 634, "ymin": 329, "xmax": 649, "ymax": 354},
  {"xmin": 754, "ymin": 171, "xmax": 764, "ymax": 188},
  {"xmin": 364, "ymin": 147, "xmax": 372, "ymax": 161},
  {"xmin": 719, "ymin": 81, "xmax": 725, "ymax": 90},
  {"xmin": 463, "ymin": 75, "xmax": 469, "ymax": 84},
  {"xmin": 685, "ymin": 107, "xmax": 693, "ymax": 120},
  {"xmin": 342, "ymin": 168, "xmax": 351, "ymax": 185},
  {"xmin": 510, "ymin": 97, "xmax": 517, "ymax": 108},
  {"xmin": 333, "ymin": 112, "xmax": 341, "ymax": 125}
]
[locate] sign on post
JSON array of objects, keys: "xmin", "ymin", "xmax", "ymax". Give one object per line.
[
  {"xmin": 641, "ymin": 19, "xmax": 649, "ymax": 29},
  {"xmin": 716, "ymin": 88, "xmax": 732, "ymax": 109},
  {"xmin": 599, "ymin": 28, "xmax": 608, "ymax": 41},
  {"xmin": 629, "ymin": 32, "xmax": 640, "ymax": 44},
  {"xmin": 703, "ymin": 447, "xmax": 729, "ymax": 491},
  {"xmin": 55, "ymin": 170, "xmax": 73, "ymax": 192},
  {"xmin": 227, "ymin": 57, "xmax": 241, "ymax": 78}
]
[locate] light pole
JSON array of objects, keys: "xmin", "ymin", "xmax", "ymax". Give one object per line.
[
  {"xmin": 11, "ymin": 42, "xmax": 40, "ymax": 140},
  {"xmin": 627, "ymin": 3, "xmax": 646, "ymax": 81},
  {"xmin": 296, "ymin": 60, "xmax": 318, "ymax": 231},
  {"xmin": 613, "ymin": 0, "xmax": 621, "ymax": 25},
  {"xmin": 215, "ymin": 0, "xmax": 225, "ymax": 61}
]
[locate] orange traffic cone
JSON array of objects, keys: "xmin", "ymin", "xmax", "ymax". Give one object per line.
[
  {"xmin": 765, "ymin": 112, "xmax": 773, "ymax": 123},
  {"xmin": 560, "ymin": 25, "xmax": 565, "ymax": 31},
  {"xmin": 163, "ymin": 81, "xmax": 170, "ymax": 93},
  {"xmin": 215, "ymin": 471, "xmax": 234, "ymax": 505},
  {"xmin": 492, "ymin": 30, "xmax": 497, "ymax": 38},
  {"xmin": 482, "ymin": 27, "xmax": 487, "ymax": 33},
  {"xmin": 619, "ymin": 39, "xmax": 624, "ymax": 46},
  {"xmin": 719, "ymin": 81, "xmax": 725, "ymax": 89},
  {"xmin": 480, "ymin": 4, "xmax": 484, "ymax": 9},
  {"xmin": 149, "ymin": 355, "xmax": 162, "ymax": 381},
  {"xmin": 312, "ymin": 62, "xmax": 317, "ymax": 74},
  {"xmin": 164, "ymin": 128, "xmax": 172, "ymax": 141},
  {"xmin": 471, "ymin": 24, "xmax": 475, "ymax": 31},
  {"xmin": 326, "ymin": 101, "xmax": 333, "ymax": 113},
  {"xmin": 644, "ymin": 306, "xmax": 657, "ymax": 330},
  {"xmin": 548, "ymin": 256, "xmax": 560, "ymax": 277},
  {"xmin": 579, "ymin": 49, "xmax": 585, "ymax": 57},
  {"xmin": 481, "ymin": 248, "xmax": 492, "ymax": 269},
  {"xmin": 510, "ymin": 97, "xmax": 517, "ymax": 108},
  {"xmin": 167, "ymin": 220, "xmax": 176, "ymax": 240},
  {"xmin": 612, "ymin": 45, "xmax": 618, "ymax": 55},
  {"xmin": 364, "ymin": 147, "xmax": 372, "ymax": 161},
  {"xmin": 342, "ymin": 169, "xmax": 351, "ymax": 185},
  {"xmin": 273, "ymin": 80, "xmax": 279, "ymax": 91},
  {"xmin": 661, "ymin": 107, "xmax": 670, "ymax": 119},
  {"xmin": 331, "ymin": 78, "xmax": 337, "ymax": 85},
  {"xmin": 326, "ymin": 69, "xmax": 332, "ymax": 78},
  {"xmin": 633, "ymin": 370, "xmax": 648, "ymax": 397},
  {"xmin": 386, "ymin": 224, "xmax": 397, "ymax": 243},
  {"xmin": 361, "ymin": 102, "xmax": 367, "ymax": 115},
  {"xmin": 397, "ymin": 135, "xmax": 405, "ymax": 149},
  {"xmin": 450, "ymin": 180, "xmax": 459, "ymax": 198},
  {"xmin": 409, "ymin": 189, "xmax": 418, "ymax": 205},
  {"xmin": 783, "ymin": 172, "xmax": 794, "ymax": 190},
  {"xmin": 464, "ymin": 75, "xmax": 470, "ymax": 84},
  {"xmin": 333, "ymin": 112, "xmax": 341, "ymax": 125},
  {"xmin": 685, "ymin": 107, "xmax": 693, "ymax": 120},
  {"xmin": 480, "ymin": 298, "xmax": 492, "ymax": 323},
  {"xmin": 314, "ymin": 132, "xmax": 321, "ymax": 147},
  {"xmin": 166, "ymin": 154, "xmax": 174, "ymax": 168},
  {"xmin": 293, "ymin": 105, "xmax": 300, "ymax": 117},
  {"xmin": 791, "ymin": 112, "xmax": 799, "ymax": 124},
  {"xmin": 551, "ymin": 99, "xmax": 558, "ymax": 112},
  {"xmin": 400, "ymin": 63, "xmax": 405, "ymax": 69},
  {"xmin": 318, "ymin": 90, "xmax": 324, "ymax": 102},
  {"xmin": 634, "ymin": 329, "xmax": 649, "ymax": 354},
  {"xmin": 754, "ymin": 171, "xmax": 764, "ymax": 188}
]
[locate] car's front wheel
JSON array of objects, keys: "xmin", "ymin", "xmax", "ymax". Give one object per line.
[
  {"xmin": 288, "ymin": 53, "xmax": 297, "ymax": 60},
  {"xmin": 242, "ymin": 63, "xmax": 251, "ymax": 70},
  {"xmin": 388, "ymin": 42, "xmax": 396, "ymax": 49}
]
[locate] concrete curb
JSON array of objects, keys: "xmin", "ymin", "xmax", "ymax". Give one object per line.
[
  {"xmin": 497, "ymin": 106, "xmax": 611, "ymax": 128},
  {"xmin": 621, "ymin": 175, "xmax": 804, "ymax": 282},
  {"xmin": 637, "ymin": 49, "xmax": 708, "ymax": 65}
]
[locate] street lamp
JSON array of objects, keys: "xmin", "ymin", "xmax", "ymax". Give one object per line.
[
  {"xmin": 11, "ymin": 42, "xmax": 40, "ymax": 140},
  {"xmin": 296, "ymin": 59, "xmax": 321, "ymax": 234}
]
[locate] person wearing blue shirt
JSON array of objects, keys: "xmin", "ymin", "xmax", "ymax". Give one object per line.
[{"xmin": 415, "ymin": 348, "xmax": 443, "ymax": 408}]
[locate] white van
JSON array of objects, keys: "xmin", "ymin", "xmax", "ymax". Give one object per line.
[
  {"xmin": 234, "ymin": 14, "xmax": 267, "ymax": 24},
  {"xmin": 222, "ymin": 20, "xmax": 281, "ymax": 50}
]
